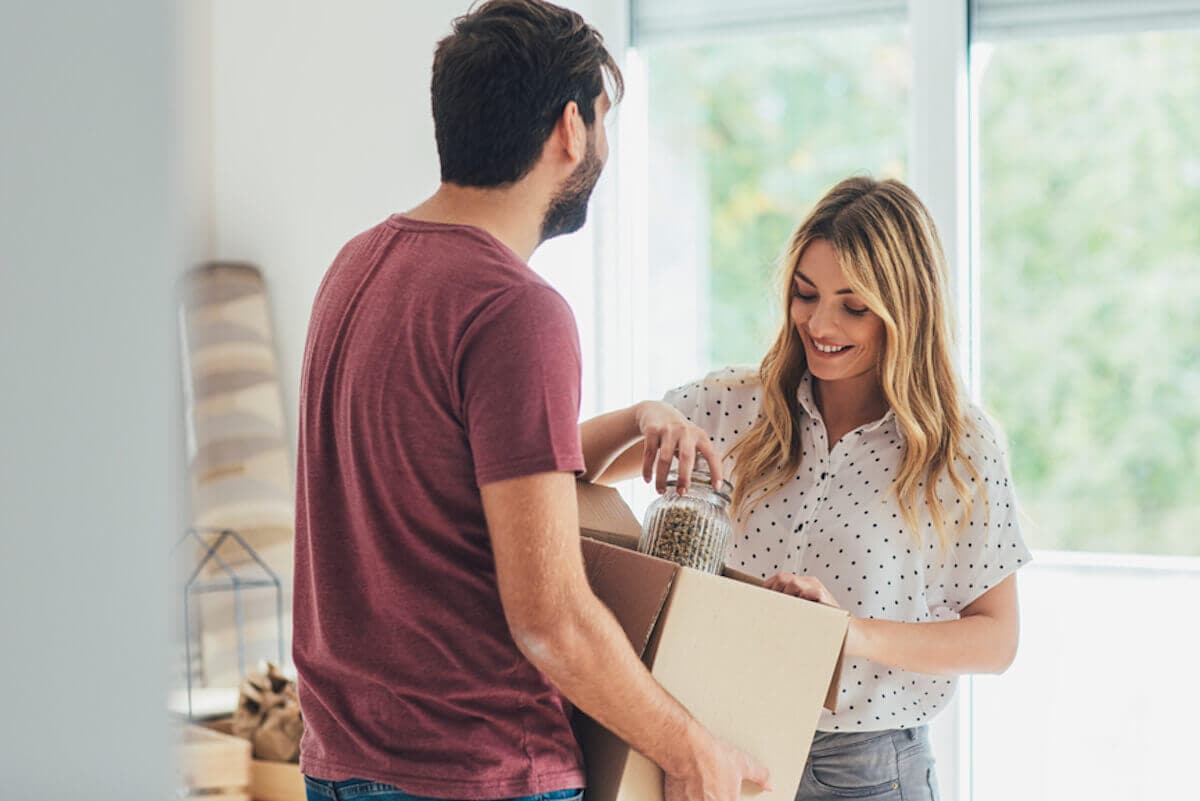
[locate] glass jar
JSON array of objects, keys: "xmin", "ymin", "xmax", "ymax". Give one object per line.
[{"xmin": 638, "ymin": 460, "xmax": 734, "ymax": 574}]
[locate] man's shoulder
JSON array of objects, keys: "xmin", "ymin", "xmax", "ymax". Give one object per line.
[
  {"xmin": 465, "ymin": 281, "xmax": 576, "ymax": 347},
  {"xmin": 334, "ymin": 214, "xmax": 552, "ymax": 304},
  {"xmin": 386, "ymin": 214, "xmax": 526, "ymax": 267}
]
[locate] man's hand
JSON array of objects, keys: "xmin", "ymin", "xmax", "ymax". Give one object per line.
[{"xmin": 664, "ymin": 725, "xmax": 773, "ymax": 801}]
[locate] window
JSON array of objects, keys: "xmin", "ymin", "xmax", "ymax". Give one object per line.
[
  {"xmin": 642, "ymin": 24, "xmax": 910, "ymax": 393},
  {"xmin": 613, "ymin": 4, "xmax": 1200, "ymax": 800},
  {"xmin": 976, "ymin": 30, "xmax": 1200, "ymax": 558},
  {"xmin": 969, "ymin": 26, "xmax": 1200, "ymax": 801}
]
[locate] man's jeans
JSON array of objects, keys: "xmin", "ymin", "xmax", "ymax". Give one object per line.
[{"xmin": 304, "ymin": 776, "xmax": 583, "ymax": 801}]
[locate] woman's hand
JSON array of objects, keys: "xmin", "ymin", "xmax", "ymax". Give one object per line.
[
  {"xmin": 764, "ymin": 573, "xmax": 843, "ymax": 609},
  {"xmin": 765, "ymin": 573, "xmax": 1023, "ymax": 673},
  {"xmin": 634, "ymin": 401, "xmax": 723, "ymax": 495},
  {"xmin": 766, "ymin": 573, "xmax": 874, "ymax": 659}
]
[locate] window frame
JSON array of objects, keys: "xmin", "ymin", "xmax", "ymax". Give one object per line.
[{"xmin": 586, "ymin": 1, "xmax": 1200, "ymax": 799}]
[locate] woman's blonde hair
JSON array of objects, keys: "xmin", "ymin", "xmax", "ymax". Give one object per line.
[{"xmin": 726, "ymin": 176, "xmax": 979, "ymax": 548}]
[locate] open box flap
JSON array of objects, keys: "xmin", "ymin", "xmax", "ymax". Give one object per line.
[
  {"xmin": 575, "ymin": 539, "xmax": 682, "ymax": 801},
  {"xmin": 580, "ymin": 537, "xmax": 678, "ymax": 660},
  {"xmin": 823, "ymin": 629, "xmax": 848, "ymax": 712},
  {"xmin": 577, "ymin": 480, "xmax": 642, "ymax": 550}
]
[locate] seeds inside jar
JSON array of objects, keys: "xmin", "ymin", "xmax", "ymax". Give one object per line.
[
  {"xmin": 638, "ymin": 460, "xmax": 734, "ymax": 574},
  {"xmin": 648, "ymin": 505, "xmax": 718, "ymax": 570}
]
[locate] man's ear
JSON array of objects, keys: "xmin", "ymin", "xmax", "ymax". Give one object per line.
[{"xmin": 551, "ymin": 100, "xmax": 587, "ymax": 166}]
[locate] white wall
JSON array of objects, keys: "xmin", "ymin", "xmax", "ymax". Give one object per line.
[
  {"xmin": 208, "ymin": 0, "xmax": 450, "ymax": 444},
  {"xmin": 182, "ymin": 0, "xmax": 215, "ymax": 263},
  {"xmin": 201, "ymin": 4, "xmax": 470, "ymax": 676},
  {"xmin": 205, "ymin": 0, "xmax": 626, "ymax": 443}
]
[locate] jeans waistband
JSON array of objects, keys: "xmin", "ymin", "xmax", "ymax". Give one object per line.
[{"xmin": 810, "ymin": 726, "xmax": 928, "ymax": 755}]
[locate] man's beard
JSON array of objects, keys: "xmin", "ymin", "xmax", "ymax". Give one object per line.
[{"xmin": 539, "ymin": 134, "xmax": 603, "ymax": 243}]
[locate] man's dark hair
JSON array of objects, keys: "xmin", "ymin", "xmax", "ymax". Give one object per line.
[{"xmin": 431, "ymin": 0, "xmax": 624, "ymax": 187}]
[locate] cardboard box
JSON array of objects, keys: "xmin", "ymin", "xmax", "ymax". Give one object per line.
[
  {"xmin": 203, "ymin": 718, "xmax": 306, "ymax": 801},
  {"xmin": 574, "ymin": 482, "xmax": 848, "ymax": 801},
  {"xmin": 577, "ymin": 478, "xmax": 643, "ymax": 549},
  {"xmin": 248, "ymin": 757, "xmax": 306, "ymax": 801},
  {"xmin": 176, "ymin": 721, "xmax": 251, "ymax": 800}
]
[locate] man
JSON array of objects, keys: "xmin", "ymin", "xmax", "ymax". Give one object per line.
[{"xmin": 293, "ymin": 2, "xmax": 770, "ymax": 800}]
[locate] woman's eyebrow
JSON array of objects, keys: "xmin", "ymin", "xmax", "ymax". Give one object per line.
[{"xmin": 795, "ymin": 271, "xmax": 853, "ymax": 295}]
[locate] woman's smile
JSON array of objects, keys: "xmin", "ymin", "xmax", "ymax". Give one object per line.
[{"xmin": 807, "ymin": 335, "xmax": 854, "ymax": 357}]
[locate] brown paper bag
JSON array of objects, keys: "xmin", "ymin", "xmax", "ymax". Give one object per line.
[{"xmin": 232, "ymin": 662, "xmax": 303, "ymax": 762}]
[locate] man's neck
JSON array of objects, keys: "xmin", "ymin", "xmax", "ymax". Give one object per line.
[{"xmin": 404, "ymin": 183, "xmax": 544, "ymax": 262}]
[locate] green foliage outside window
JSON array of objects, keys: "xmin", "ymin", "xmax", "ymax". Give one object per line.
[
  {"xmin": 647, "ymin": 28, "xmax": 1199, "ymax": 555},
  {"xmin": 978, "ymin": 31, "xmax": 1200, "ymax": 555},
  {"xmin": 647, "ymin": 27, "xmax": 909, "ymax": 367}
]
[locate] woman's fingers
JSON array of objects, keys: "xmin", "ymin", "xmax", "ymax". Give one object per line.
[
  {"xmin": 794, "ymin": 577, "xmax": 839, "ymax": 608},
  {"xmin": 787, "ymin": 581, "xmax": 818, "ymax": 602},
  {"xmin": 764, "ymin": 573, "xmax": 839, "ymax": 606},
  {"xmin": 638, "ymin": 412, "xmax": 721, "ymax": 496},
  {"xmin": 675, "ymin": 433, "xmax": 697, "ymax": 495},
  {"xmin": 641, "ymin": 431, "xmax": 661, "ymax": 484},
  {"xmin": 641, "ymin": 426, "xmax": 684, "ymax": 494},
  {"xmin": 765, "ymin": 573, "xmax": 806, "ymax": 597},
  {"xmin": 696, "ymin": 435, "xmax": 724, "ymax": 487},
  {"xmin": 654, "ymin": 430, "xmax": 680, "ymax": 494}
]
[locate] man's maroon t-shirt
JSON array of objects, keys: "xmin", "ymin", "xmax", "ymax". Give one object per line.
[{"xmin": 292, "ymin": 215, "xmax": 586, "ymax": 799}]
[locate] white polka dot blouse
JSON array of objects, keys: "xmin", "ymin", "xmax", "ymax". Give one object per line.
[{"xmin": 663, "ymin": 366, "xmax": 1033, "ymax": 732}]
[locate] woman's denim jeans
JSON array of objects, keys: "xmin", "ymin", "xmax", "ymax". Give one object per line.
[{"xmin": 795, "ymin": 726, "xmax": 940, "ymax": 801}]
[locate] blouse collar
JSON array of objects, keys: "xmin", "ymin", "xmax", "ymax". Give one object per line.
[{"xmin": 796, "ymin": 370, "xmax": 896, "ymax": 434}]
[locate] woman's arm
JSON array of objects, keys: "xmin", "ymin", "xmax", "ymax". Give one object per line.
[
  {"xmin": 578, "ymin": 403, "xmax": 645, "ymax": 484},
  {"xmin": 850, "ymin": 575, "xmax": 1019, "ymax": 675},
  {"xmin": 579, "ymin": 402, "xmax": 723, "ymax": 494},
  {"xmin": 766, "ymin": 573, "xmax": 1020, "ymax": 676}
]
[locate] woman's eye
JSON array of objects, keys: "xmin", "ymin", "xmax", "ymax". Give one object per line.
[
  {"xmin": 793, "ymin": 291, "xmax": 817, "ymax": 302},
  {"xmin": 844, "ymin": 305, "xmax": 869, "ymax": 317}
]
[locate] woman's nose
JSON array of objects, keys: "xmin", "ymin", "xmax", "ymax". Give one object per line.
[{"xmin": 807, "ymin": 303, "xmax": 838, "ymax": 339}]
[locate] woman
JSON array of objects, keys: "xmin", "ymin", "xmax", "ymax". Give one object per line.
[{"xmin": 580, "ymin": 177, "xmax": 1031, "ymax": 800}]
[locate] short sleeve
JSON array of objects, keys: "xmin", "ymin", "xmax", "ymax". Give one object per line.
[
  {"xmin": 661, "ymin": 367, "xmax": 763, "ymax": 465},
  {"xmin": 456, "ymin": 284, "xmax": 584, "ymax": 486},
  {"xmin": 661, "ymin": 377, "xmax": 713, "ymax": 435},
  {"xmin": 932, "ymin": 409, "xmax": 1033, "ymax": 612}
]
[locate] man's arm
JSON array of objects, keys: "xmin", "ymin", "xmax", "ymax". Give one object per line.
[{"xmin": 481, "ymin": 471, "xmax": 770, "ymax": 801}]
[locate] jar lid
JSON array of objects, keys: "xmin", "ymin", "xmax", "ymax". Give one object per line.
[{"xmin": 666, "ymin": 457, "xmax": 733, "ymax": 500}]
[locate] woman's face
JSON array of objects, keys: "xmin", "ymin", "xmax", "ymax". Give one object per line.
[{"xmin": 790, "ymin": 239, "xmax": 885, "ymax": 385}]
